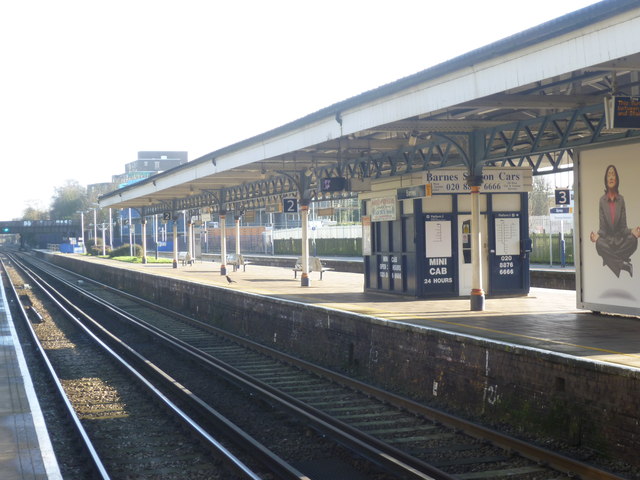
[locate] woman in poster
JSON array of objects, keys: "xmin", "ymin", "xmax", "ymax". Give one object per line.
[{"xmin": 590, "ymin": 164, "xmax": 640, "ymax": 277}]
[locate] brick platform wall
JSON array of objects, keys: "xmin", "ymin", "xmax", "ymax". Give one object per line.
[{"xmin": 47, "ymin": 253, "xmax": 638, "ymax": 465}]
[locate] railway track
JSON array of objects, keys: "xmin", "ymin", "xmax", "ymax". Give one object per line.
[
  {"xmin": 6, "ymin": 251, "xmax": 630, "ymax": 480},
  {"xmin": 2, "ymin": 255, "xmax": 304, "ymax": 479}
]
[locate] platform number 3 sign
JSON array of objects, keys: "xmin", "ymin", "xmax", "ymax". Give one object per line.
[{"xmin": 554, "ymin": 189, "xmax": 571, "ymax": 205}]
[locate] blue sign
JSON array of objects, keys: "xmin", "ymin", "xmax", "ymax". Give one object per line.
[{"xmin": 283, "ymin": 198, "xmax": 298, "ymax": 213}]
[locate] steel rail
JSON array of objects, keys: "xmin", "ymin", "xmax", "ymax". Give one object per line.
[
  {"xmin": 7, "ymin": 254, "xmax": 268, "ymax": 480},
  {"xmin": 18, "ymin": 253, "xmax": 627, "ymax": 480},
  {"xmin": 1, "ymin": 257, "xmax": 111, "ymax": 480},
  {"xmin": 41, "ymin": 257, "xmax": 624, "ymax": 480},
  {"xmin": 20, "ymin": 253, "xmax": 453, "ymax": 480}
]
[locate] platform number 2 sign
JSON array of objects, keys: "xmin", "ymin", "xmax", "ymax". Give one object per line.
[{"xmin": 283, "ymin": 198, "xmax": 298, "ymax": 213}]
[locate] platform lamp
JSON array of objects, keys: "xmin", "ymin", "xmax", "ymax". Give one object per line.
[
  {"xmin": 108, "ymin": 208, "xmax": 113, "ymax": 249},
  {"xmin": 76, "ymin": 210, "xmax": 85, "ymax": 253},
  {"xmin": 93, "ymin": 207, "xmax": 98, "ymax": 245}
]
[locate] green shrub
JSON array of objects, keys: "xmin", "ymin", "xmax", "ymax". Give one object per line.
[
  {"xmin": 85, "ymin": 238, "xmax": 112, "ymax": 256},
  {"xmin": 109, "ymin": 244, "xmax": 143, "ymax": 258}
]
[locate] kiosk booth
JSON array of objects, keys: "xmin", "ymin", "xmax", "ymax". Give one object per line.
[{"xmin": 361, "ymin": 167, "xmax": 532, "ymax": 298}]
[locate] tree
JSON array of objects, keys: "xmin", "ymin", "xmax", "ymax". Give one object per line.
[
  {"xmin": 22, "ymin": 205, "xmax": 49, "ymax": 221},
  {"xmin": 49, "ymin": 180, "xmax": 88, "ymax": 220},
  {"xmin": 529, "ymin": 176, "xmax": 551, "ymax": 217}
]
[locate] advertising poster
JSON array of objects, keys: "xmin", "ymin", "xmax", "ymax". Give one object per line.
[
  {"xmin": 577, "ymin": 142, "xmax": 640, "ymax": 315},
  {"xmin": 362, "ymin": 216, "xmax": 371, "ymax": 256},
  {"xmin": 370, "ymin": 196, "xmax": 397, "ymax": 222}
]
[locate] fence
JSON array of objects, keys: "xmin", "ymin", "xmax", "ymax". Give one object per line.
[
  {"xmin": 135, "ymin": 223, "xmax": 573, "ymax": 263},
  {"xmin": 530, "ymin": 233, "xmax": 574, "ymax": 266},
  {"xmin": 272, "ymin": 224, "xmax": 362, "ymax": 239}
]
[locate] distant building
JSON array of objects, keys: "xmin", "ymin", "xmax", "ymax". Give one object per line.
[
  {"xmin": 94, "ymin": 151, "xmax": 189, "ymax": 192},
  {"xmin": 125, "ymin": 151, "xmax": 188, "ymax": 176}
]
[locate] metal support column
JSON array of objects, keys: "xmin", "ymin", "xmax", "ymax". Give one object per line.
[
  {"xmin": 235, "ymin": 214, "xmax": 241, "ymax": 256},
  {"xmin": 108, "ymin": 208, "xmax": 113, "ymax": 249},
  {"xmin": 101, "ymin": 223, "xmax": 106, "ymax": 256},
  {"xmin": 128, "ymin": 209, "xmax": 133, "ymax": 255},
  {"xmin": 141, "ymin": 218, "xmax": 147, "ymax": 263},
  {"xmin": 186, "ymin": 215, "xmax": 193, "ymax": 264},
  {"xmin": 172, "ymin": 220, "xmax": 178, "ymax": 269},
  {"xmin": 300, "ymin": 201, "xmax": 310, "ymax": 287},
  {"xmin": 467, "ymin": 175, "xmax": 485, "ymax": 311},
  {"xmin": 220, "ymin": 212, "xmax": 227, "ymax": 275},
  {"xmin": 79, "ymin": 212, "xmax": 85, "ymax": 253}
]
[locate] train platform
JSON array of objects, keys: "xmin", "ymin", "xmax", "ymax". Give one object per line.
[
  {"xmin": 66, "ymin": 253, "xmax": 640, "ymax": 371},
  {"xmin": 0, "ymin": 275, "xmax": 61, "ymax": 479}
]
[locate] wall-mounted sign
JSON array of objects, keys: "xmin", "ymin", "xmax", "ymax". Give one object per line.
[
  {"xmin": 550, "ymin": 206, "xmax": 573, "ymax": 220},
  {"xmin": 317, "ymin": 207, "xmax": 334, "ymax": 216},
  {"xmin": 370, "ymin": 196, "xmax": 397, "ymax": 222},
  {"xmin": 423, "ymin": 167, "xmax": 532, "ymax": 194},
  {"xmin": 379, "ymin": 254, "xmax": 390, "ymax": 279},
  {"xmin": 266, "ymin": 204, "xmax": 280, "ymax": 213},
  {"xmin": 390, "ymin": 255, "xmax": 403, "ymax": 281},
  {"xmin": 397, "ymin": 184, "xmax": 426, "ymax": 200}
]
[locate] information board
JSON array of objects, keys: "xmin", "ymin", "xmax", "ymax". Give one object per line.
[
  {"xmin": 605, "ymin": 96, "xmax": 640, "ymax": 129},
  {"xmin": 494, "ymin": 215, "xmax": 520, "ymax": 256},
  {"xmin": 425, "ymin": 218, "xmax": 452, "ymax": 258},
  {"xmin": 423, "ymin": 213, "xmax": 455, "ymax": 295},
  {"xmin": 489, "ymin": 212, "xmax": 526, "ymax": 295}
]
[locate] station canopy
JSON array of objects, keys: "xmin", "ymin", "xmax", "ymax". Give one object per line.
[{"xmin": 100, "ymin": 1, "xmax": 640, "ymax": 215}]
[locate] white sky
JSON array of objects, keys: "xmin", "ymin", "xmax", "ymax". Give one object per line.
[{"xmin": 0, "ymin": 0, "xmax": 600, "ymax": 219}]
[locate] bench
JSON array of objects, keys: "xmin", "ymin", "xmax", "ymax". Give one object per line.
[
  {"xmin": 293, "ymin": 256, "xmax": 333, "ymax": 280},
  {"xmin": 226, "ymin": 253, "xmax": 250, "ymax": 272},
  {"xmin": 178, "ymin": 251, "xmax": 194, "ymax": 266}
]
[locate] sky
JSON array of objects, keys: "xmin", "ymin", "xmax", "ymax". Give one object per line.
[{"xmin": 0, "ymin": 0, "xmax": 601, "ymax": 220}]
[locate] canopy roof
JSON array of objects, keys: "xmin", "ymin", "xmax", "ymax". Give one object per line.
[{"xmin": 100, "ymin": 0, "xmax": 640, "ymax": 214}]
